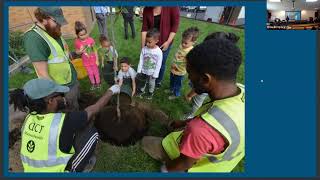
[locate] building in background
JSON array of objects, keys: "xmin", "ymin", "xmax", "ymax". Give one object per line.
[
  {"xmin": 180, "ymin": 6, "xmax": 245, "ymax": 27},
  {"xmin": 9, "ymin": 6, "xmax": 96, "ymax": 38},
  {"xmin": 267, "ymin": 0, "xmax": 320, "ymax": 30}
]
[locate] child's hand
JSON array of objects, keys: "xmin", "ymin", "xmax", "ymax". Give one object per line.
[{"xmin": 171, "ymin": 64, "xmax": 178, "ymax": 71}]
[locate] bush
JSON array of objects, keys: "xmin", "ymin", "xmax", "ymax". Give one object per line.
[{"xmin": 9, "ymin": 31, "xmax": 26, "ymax": 65}]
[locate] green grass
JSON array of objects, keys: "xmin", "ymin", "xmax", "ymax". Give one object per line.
[{"xmin": 9, "ymin": 16, "xmax": 245, "ymax": 172}]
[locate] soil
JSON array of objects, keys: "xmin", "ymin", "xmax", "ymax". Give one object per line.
[{"xmin": 94, "ymin": 104, "xmax": 148, "ymax": 146}]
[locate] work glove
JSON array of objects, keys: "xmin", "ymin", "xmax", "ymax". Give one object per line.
[{"xmin": 108, "ymin": 84, "xmax": 120, "ymax": 95}]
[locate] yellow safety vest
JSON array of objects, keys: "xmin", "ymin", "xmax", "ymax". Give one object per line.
[
  {"xmin": 162, "ymin": 84, "xmax": 245, "ymax": 172},
  {"xmin": 20, "ymin": 113, "xmax": 74, "ymax": 172},
  {"xmin": 27, "ymin": 25, "xmax": 72, "ymax": 85}
]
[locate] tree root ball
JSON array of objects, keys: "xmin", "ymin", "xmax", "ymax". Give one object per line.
[{"xmin": 94, "ymin": 104, "xmax": 148, "ymax": 146}]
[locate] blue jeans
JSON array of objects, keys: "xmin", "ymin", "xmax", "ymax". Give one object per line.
[
  {"xmin": 156, "ymin": 45, "xmax": 172, "ymax": 85},
  {"xmin": 170, "ymin": 73, "xmax": 184, "ymax": 96}
]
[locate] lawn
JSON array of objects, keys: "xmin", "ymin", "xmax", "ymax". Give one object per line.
[{"xmin": 9, "ymin": 15, "xmax": 245, "ymax": 172}]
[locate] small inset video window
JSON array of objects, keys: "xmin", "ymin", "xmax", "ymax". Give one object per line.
[{"xmin": 267, "ymin": 0, "xmax": 320, "ymax": 30}]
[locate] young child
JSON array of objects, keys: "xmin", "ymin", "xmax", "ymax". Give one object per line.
[
  {"xmin": 136, "ymin": 29, "xmax": 163, "ymax": 100},
  {"xmin": 98, "ymin": 35, "xmax": 118, "ymax": 71},
  {"xmin": 74, "ymin": 21, "xmax": 101, "ymax": 90},
  {"xmin": 118, "ymin": 57, "xmax": 137, "ymax": 96},
  {"xmin": 168, "ymin": 27, "xmax": 199, "ymax": 100},
  {"xmin": 183, "ymin": 31, "xmax": 240, "ymax": 119},
  {"xmin": 98, "ymin": 35, "xmax": 119, "ymax": 85}
]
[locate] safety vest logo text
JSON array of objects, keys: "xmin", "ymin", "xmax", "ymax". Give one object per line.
[{"xmin": 28, "ymin": 122, "xmax": 44, "ymax": 133}]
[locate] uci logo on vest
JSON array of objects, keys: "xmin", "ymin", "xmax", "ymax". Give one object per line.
[{"xmin": 28, "ymin": 122, "xmax": 45, "ymax": 133}]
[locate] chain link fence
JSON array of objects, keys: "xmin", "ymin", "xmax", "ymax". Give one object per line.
[{"xmin": 8, "ymin": 10, "xmax": 35, "ymax": 75}]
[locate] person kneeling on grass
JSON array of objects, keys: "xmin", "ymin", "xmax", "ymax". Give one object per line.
[
  {"xmin": 141, "ymin": 36, "xmax": 245, "ymax": 172},
  {"xmin": 10, "ymin": 78, "xmax": 120, "ymax": 172},
  {"xmin": 118, "ymin": 57, "xmax": 137, "ymax": 96}
]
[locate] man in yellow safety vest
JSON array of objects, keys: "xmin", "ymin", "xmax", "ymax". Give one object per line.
[
  {"xmin": 10, "ymin": 78, "xmax": 120, "ymax": 172},
  {"xmin": 142, "ymin": 32, "xmax": 245, "ymax": 172},
  {"xmin": 23, "ymin": 7, "xmax": 79, "ymax": 111}
]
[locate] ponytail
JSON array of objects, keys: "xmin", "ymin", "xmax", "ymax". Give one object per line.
[
  {"xmin": 74, "ymin": 21, "xmax": 87, "ymax": 36},
  {"xmin": 9, "ymin": 89, "xmax": 46, "ymax": 114},
  {"xmin": 9, "ymin": 89, "xmax": 29, "ymax": 112}
]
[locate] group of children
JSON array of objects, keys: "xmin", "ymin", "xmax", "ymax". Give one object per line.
[{"xmin": 73, "ymin": 20, "xmax": 200, "ymax": 100}]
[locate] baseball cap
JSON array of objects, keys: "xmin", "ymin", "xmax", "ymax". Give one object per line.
[
  {"xmin": 23, "ymin": 78, "xmax": 70, "ymax": 100},
  {"xmin": 38, "ymin": 6, "xmax": 68, "ymax": 25}
]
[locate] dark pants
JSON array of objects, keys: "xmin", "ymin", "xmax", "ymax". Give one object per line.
[
  {"xmin": 156, "ymin": 44, "xmax": 172, "ymax": 86},
  {"xmin": 170, "ymin": 73, "xmax": 184, "ymax": 96},
  {"xmin": 96, "ymin": 13, "xmax": 107, "ymax": 36},
  {"xmin": 65, "ymin": 124, "xmax": 99, "ymax": 172},
  {"xmin": 123, "ymin": 17, "xmax": 135, "ymax": 39}
]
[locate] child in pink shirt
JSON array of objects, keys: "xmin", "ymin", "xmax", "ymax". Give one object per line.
[{"xmin": 74, "ymin": 21, "xmax": 101, "ymax": 90}]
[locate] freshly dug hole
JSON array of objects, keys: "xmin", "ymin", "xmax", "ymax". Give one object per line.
[{"xmin": 94, "ymin": 104, "xmax": 148, "ymax": 146}]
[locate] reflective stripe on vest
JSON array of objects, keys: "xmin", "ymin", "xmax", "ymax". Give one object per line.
[
  {"xmin": 205, "ymin": 106, "xmax": 241, "ymax": 163},
  {"xmin": 33, "ymin": 26, "xmax": 68, "ymax": 64},
  {"xmin": 20, "ymin": 113, "xmax": 69, "ymax": 167}
]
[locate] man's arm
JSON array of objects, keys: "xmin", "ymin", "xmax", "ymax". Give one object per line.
[
  {"xmin": 32, "ymin": 61, "xmax": 52, "ymax": 80},
  {"xmin": 84, "ymin": 85, "xmax": 120, "ymax": 120}
]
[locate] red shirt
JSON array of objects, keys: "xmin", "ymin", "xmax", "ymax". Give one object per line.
[
  {"xmin": 141, "ymin": 7, "xmax": 180, "ymax": 46},
  {"xmin": 179, "ymin": 117, "xmax": 227, "ymax": 159}
]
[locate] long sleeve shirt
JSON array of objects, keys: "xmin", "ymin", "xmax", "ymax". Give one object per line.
[{"xmin": 137, "ymin": 46, "xmax": 163, "ymax": 78}]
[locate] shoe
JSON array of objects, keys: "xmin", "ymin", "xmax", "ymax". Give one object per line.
[
  {"xmin": 168, "ymin": 95, "xmax": 178, "ymax": 100},
  {"xmin": 135, "ymin": 91, "xmax": 145, "ymax": 99},
  {"xmin": 82, "ymin": 155, "xmax": 96, "ymax": 172},
  {"xmin": 155, "ymin": 83, "xmax": 161, "ymax": 89},
  {"xmin": 145, "ymin": 92, "xmax": 154, "ymax": 100},
  {"xmin": 96, "ymin": 84, "xmax": 102, "ymax": 90},
  {"xmin": 90, "ymin": 86, "xmax": 95, "ymax": 91}
]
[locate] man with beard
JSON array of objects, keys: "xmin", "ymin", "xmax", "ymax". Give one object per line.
[
  {"xmin": 23, "ymin": 7, "xmax": 79, "ymax": 111},
  {"xmin": 141, "ymin": 35, "xmax": 245, "ymax": 172},
  {"xmin": 10, "ymin": 78, "xmax": 120, "ymax": 172}
]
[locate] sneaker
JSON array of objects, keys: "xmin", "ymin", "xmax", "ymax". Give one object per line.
[
  {"xmin": 155, "ymin": 83, "xmax": 161, "ymax": 89},
  {"xmin": 90, "ymin": 86, "xmax": 95, "ymax": 91},
  {"xmin": 96, "ymin": 84, "xmax": 102, "ymax": 90},
  {"xmin": 82, "ymin": 155, "xmax": 96, "ymax": 172},
  {"xmin": 145, "ymin": 92, "xmax": 154, "ymax": 100},
  {"xmin": 135, "ymin": 91, "xmax": 145, "ymax": 99},
  {"xmin": 168, "ymin": 95, "xmax": 178, "ymax": 100}
]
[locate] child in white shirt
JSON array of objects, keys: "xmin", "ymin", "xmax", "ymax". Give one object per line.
[
  {"xmin": 137, "ymin": 29, "xmax": 163, "ymax": 100},
  {"xmin": 118, "ymin": 57, "xmax": 137, "ymax": 96}
]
